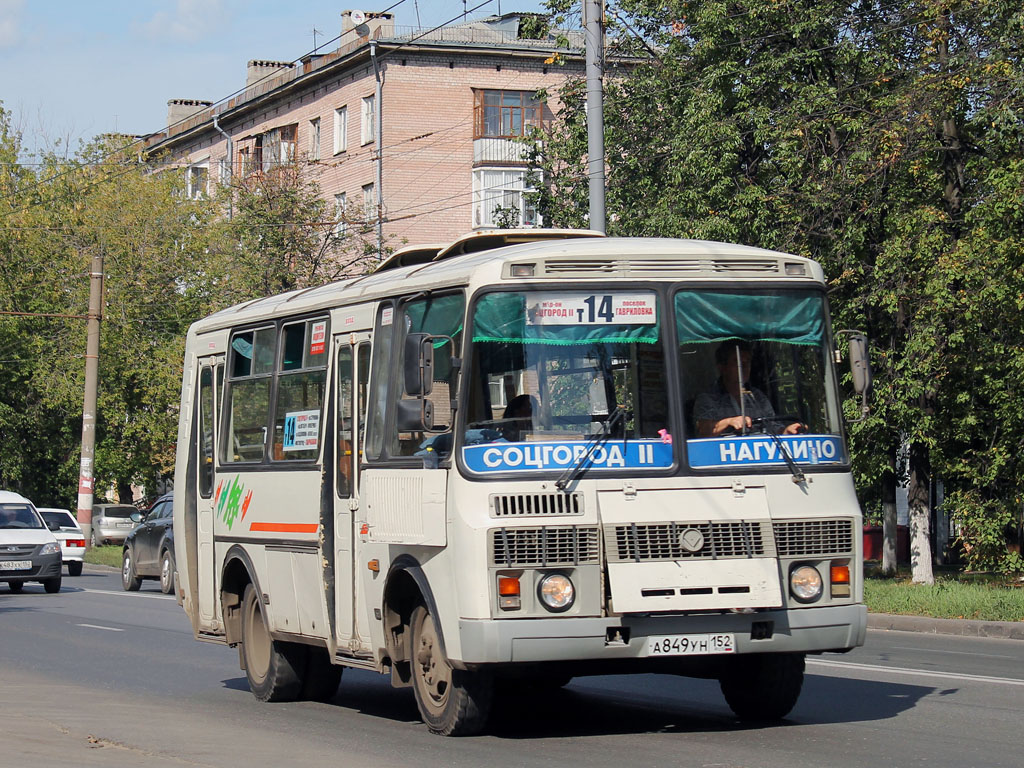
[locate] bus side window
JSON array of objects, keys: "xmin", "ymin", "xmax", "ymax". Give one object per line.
[
  {"xmin": 337, "ymin": 345, "xmax": 354, "ymax": 497},
  {"xmin": 198, "ymin": 366, "xmax": 215, "ymax": 498}
]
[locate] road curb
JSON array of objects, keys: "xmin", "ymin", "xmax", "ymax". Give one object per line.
[
  {"xmin": 868, "ymin": 612, "xmax": 1024, "ymax": 640},
  {"xmin": 83, "ymin": 562, "xmax": 119, "ymax": 573}
]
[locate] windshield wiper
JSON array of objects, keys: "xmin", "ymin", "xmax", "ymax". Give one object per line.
[
  {"xmin": 751, "ymin": 417, "xmax": 806, "ymax": 484},
  {"xmin": 555, "ymin": 406, "xmax": 626, "ymax": 491}
]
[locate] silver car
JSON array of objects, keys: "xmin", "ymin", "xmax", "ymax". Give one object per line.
[{"xmin": 90, "ymin": 503, "xmax": 140, "ymax": 546}]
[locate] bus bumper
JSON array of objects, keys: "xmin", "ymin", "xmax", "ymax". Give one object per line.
[{"xmin": 456, "ymin": 604, "xmax": 866, "ymax": 665}]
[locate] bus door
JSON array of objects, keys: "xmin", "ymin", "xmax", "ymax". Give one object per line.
[
  {"xmin": 195, "ymin": 356, "xmax": 222, "ymax": 626},
  {"xmin": 333, "ymin": 334, "xmax": 372, "ymax": 652}
]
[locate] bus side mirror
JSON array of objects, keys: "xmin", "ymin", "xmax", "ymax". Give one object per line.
[
  {"xmin": 404, "ymin": 333, "xmax": 434, "ymax": 397},
  {"xmin": 847, "ymin": 332, "xmax": 872, "ymax": 395},
  {"xmin": 397, "ymin": 398, "xmax": 434, "ymax": 431}
]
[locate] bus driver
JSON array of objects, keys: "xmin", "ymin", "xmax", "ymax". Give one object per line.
[{"xmin": 694, "ymin": 340, "xmax": 804, "ymax": 438}]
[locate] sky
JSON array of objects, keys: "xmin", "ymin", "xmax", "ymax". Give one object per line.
[{"xmin": 1, "ymin": 0, "xmax": 548, "ymax": 158}]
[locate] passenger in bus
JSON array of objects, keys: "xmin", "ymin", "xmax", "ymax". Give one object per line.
[
  {"xmin": 694, "ymin": 340, "xmax": 804, "ymax": 437},
  {"xmin": 500, "ymin": 394, "xmax": 535, "ymax": 442}
]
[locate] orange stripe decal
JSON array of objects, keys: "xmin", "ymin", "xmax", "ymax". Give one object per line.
[{"xmin": 248, "ymin": 522, "xmax": 319, "ymax": 533}]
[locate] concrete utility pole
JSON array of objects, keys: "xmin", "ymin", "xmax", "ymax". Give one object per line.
[
  {"xmin": 370, "ymin": 41, "xmax": 384, "ymax": 260},
  {"xmin": 584, "ymin": 0, "xmax": 606, "ymax": 233},
  {"xmin": 76, "ymin": 250, "xmax": 104, "ymax": 546}
]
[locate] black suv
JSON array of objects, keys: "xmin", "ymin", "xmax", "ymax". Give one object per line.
[{"xmin": 121, "ymin": 493, "xmax": 175, "ymax": 594}]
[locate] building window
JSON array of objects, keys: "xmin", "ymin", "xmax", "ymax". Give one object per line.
[
  {"xmin": 186, "ymin": 164, "xmax": 209, "ymax": 199},
  {"xmin": 334, "ymin": 192, "xmax": 347, "ymax": 236},
  {"xmin": 333, "ymin": 107, "xmax": 347, "ymax": 154},
  {"xmin": 362, "ymin": 183, "xmax": 375, "ymax": 221},
  {"xmin": 310, "ymin": 117, "xmax": 321, "ymax": 161},
  {"xmin": 474, "ymin": 90, "xmax": 543, "ymax": 139},
  {"xmin": 473, "ymin": 168, "xmax": 538, "ymax": 228},
  {"xmin": 262, "ymin": 124, "xmax": 297, "ymax": 171},
  {"xmin": 218, "ymin": 157, "xmax": 230, "ymax": 186},
  {"xmin": 361, "ymin": 96, "xmax": 375, "ymax": 145}
]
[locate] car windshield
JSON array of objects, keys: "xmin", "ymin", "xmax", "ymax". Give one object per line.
[
  {"xmin": 459, "ymin": 289, "xmax": 672, "ymax": 475},
  {"xmin": 41, "ymin": 510, "xmax": 78, "ymax": 529},
  {"xmin": 675, "ymin": 288, "xmax": 846, "ymax": 469},
  {"xmin": 99, "ymin": 506, "xmax": 137, "ymax": 518},
  {"xmin": 0, "ymin": 504, "xmax": 45, "ymax": 529}
]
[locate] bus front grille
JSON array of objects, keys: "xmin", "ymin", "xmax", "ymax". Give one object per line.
[
  {"xmin": 489, "ymin": 525, "xmax": 600, "ymax": 567},
  {"xmin": 773, "ymin": 519, "xmax": 855, "ymax": 556},
  {"xmin": 604, "ymin": 521, "xmax": 774, "ymax": 563},
  {"xmin": 490, "ymin": 492, "xmax": 584, "ymax": 517}
]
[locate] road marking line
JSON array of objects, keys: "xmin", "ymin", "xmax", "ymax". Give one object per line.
[
  {"xmin": 78, "ymin": 588, "xmax": 175, "ymax": 601},
  {"xmin": 76, "ymin": 623, "xmax": 124, "ymax": 632},
  {"xmin": 809, "ymin": 658, "xmax": 1024, "ymax": 687}
]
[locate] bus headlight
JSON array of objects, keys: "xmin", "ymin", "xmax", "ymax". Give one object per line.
[
  {"xmin": 789, "ymin": 565, "xmax": 823, "ymax": 603},
  {"xmin": 538, "ymin": 573, "xmax": 575, "ymax": 612}
]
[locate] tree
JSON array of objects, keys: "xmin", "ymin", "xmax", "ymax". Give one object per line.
[{"xmin": 537, "ymin": 0, "xmax": 1024, "ymax": 578}]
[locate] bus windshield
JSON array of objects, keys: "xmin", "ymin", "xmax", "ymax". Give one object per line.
[
  {"xmin": 461, "ymin": 290, "xmax": 673, "ymax": 474},
  {"xmin": 676, "ymin": 288, "xmax": 847, "ymax": 469}
]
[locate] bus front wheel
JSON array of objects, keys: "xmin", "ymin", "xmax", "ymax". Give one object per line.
[
  {"xmin": 719, "ymin": 652, "xmax": 805, "ymax": 722},
  {"xmin": 241, "ymin": 583, "xmax": 305, "ymax": 702},
  {"xmin": 410, "ymin": 603, "xmax": 492, "ymax": 736}
]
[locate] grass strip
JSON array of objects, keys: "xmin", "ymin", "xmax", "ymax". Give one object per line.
[
  {"xmin": 84, "ymin": 545, "xmax": 122, "ymax": 568},
  {"xmin": 865, "ymin": 572, "xmax": 1024, "ymax": 622}
]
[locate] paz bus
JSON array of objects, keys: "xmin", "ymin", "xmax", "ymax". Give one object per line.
[{"xmin": 172, "ymin": 230, "xmax": 871, "ymax": 735}]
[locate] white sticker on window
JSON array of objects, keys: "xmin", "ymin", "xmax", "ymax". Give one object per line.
[
  {"xmin": 309, "ymin": 320, "xmax": 327, "ymax": 356},
  {"xmin": 525, "ymin": 293, "xmax": 656, "ymax": 325},
  {"xmin": 381, "ymin": 307, "xmax": 393, "ymax": 326}
]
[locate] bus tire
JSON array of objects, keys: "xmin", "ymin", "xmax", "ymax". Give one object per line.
[
  {"xmin": 410, "ymin": 603, "xmax": 492, "ymax": 736},
  {"xmin": 241, "ymin": 583, "xmax": 305, "ymax": 702},
  {"xmin": 719, "ymin": 652, "xmax": 805, "ymax": 722},
  {"xmin": 301, "ymin": 647, "xmax": 343, "ymax": 703}
]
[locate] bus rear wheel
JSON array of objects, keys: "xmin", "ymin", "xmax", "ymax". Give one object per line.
[
  {"xmin": 241, "ymin": 583, "xmax": 305, "ymax": 702},
  {"xmin": 410, "ymin": 603, "xmax": 492, "ymax": 736},
  {"xmin": 719, "ymin": 652, "xmax": 805, "ymax": 722}
]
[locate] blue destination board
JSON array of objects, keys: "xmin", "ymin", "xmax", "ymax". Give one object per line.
[
  {"xmin": 686, "ymin": 434, "xmax": 845, "ymax": 469},
  {"xmin": 462, "ymin": 439, "xmax": 673, "ymax": 473}
]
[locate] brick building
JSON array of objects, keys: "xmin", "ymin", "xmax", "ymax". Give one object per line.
[{"xmin": 144, "ymin": 11, "xmax": 590, "ymax": 260}]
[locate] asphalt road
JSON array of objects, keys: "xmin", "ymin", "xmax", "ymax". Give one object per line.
[{"xmin": 3, "ymin": 568, "xmax": 1023, "ymax": 768}]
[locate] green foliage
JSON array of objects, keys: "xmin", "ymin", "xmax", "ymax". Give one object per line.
[
  {"xmin": 0, "ymin": 111, "xmax": 381, "ymax": 509},
  {"xmin": 539, "ymin": 0, "xmax": 1024, "ymax": 577},
  {"xmin": 947, "ymin": 490, "xmax": 1024, "ymax": 574}
]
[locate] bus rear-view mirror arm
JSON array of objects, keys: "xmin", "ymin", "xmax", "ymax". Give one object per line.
[{"xmin": 837, "ymin": 330, "xmax": 872, "ymax": 420}]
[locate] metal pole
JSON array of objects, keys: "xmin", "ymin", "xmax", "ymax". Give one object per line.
[
  {"xmin": 77, "ymin": 250, "xmax": 104, "ymax": 546},
  {"xmin": 584, "ymin": 0, "xmax": 606, "ymax": 233},
  {"xmin": 371, "ymin": 41, "xmax": 384, "ymax": 260}
]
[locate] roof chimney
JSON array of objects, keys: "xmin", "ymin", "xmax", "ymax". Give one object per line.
[
  {"xmin": 341, "ymin": 10, "xmax": 395, "ymax": 47},
  {"xmin": 246, "ymin": 60, "xmax": 293, "ymax": 87},
  {"xmin": 166, "ymin": 99, "xmax": 212, "ymax": 129}
]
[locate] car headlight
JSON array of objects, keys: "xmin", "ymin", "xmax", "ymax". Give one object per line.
[
  {"xmin": 537, "ymin": 573, "xmax": 575, "ymax": 612},
  {"xmin": 40, "ymin": 542, "xmax": 61, "ymax": 555},
  {"xmin": 790, "ymin": 565, "xmax": 823, "ymax": 603}
]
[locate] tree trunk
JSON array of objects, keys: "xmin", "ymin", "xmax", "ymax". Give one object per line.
[
  {"xmin": 881, "ymin": 446, "xmax": 898, "ymax": 576},
  {"xmin": 907, "ymin": 440, "xmax": 934, "ymax": 584}
]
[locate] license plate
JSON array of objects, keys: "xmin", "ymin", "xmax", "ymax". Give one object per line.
[
  {"xmin": 0, "ymin": 560, "xmax": 32, "ymax": 571},
  {"xmin": 646, "ymin": 633, "xmax": 735, "ymax": 656},
  {"xmin": 117, "ymin": 522, "xmax": 133, "ymax": 528}
]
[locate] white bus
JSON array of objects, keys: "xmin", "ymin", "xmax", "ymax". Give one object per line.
[{"xmin": 173, "ymin": 230, "xmax": 870, "ymax": 735}]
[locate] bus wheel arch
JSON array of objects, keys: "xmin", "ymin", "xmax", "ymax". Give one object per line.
[
  {"xmin": 383, "ymin": 557, "xmax": 443, "ymax": 687},
  {"xmin": 221, "ymin": 546, "xmax": 259, "ymax": 646}
]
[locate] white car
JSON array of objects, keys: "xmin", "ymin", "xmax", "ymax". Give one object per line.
[
  {"xmin": 37, "ymin": 507, "xmax": 86, "ymax": 576},
  {"xmin": 0, "ymin": 490, "xmax": 63, "ymax": 593}
]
